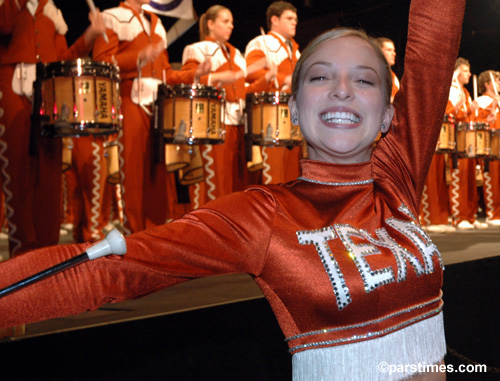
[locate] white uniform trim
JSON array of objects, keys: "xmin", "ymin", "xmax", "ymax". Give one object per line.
[
  {"xmin": 103, "ymin": 6, "xmax": 167, "ymax": 47},
  {"xmin": 292, "ymin": 312, "xmax": 446, "ymax": 381},
  {"xmin": 245, "ymin": 33, "xmax": 300, "ymax": 66},
  {"xmin": 182, "ymin": 40, "xmax": 246, "ymax": 74},
  {"xmin": 448, "ymin": 81, "xmax": 470, "ymax": 113},
  {"xmin": 476, "ymin": 95, "xmax": 494, "ymax": 109}
]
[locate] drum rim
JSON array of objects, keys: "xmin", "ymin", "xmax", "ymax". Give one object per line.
[
  {"xmin": 161, "ymin": 83, "xmax": 223, "ymax": 98},
  {"xmin": 246, "ymin": 91, "xmax": 291, "ymax": 104},
  {"xmin": 164, "ymin": 137, "xmax": 225, "ymax": 145},
  {"xmin": 42, "ymin": 124, "xmax": 121, "ymax": 138},
  {"xmin": 42, "ymin": 59, "xmax": 120, "ymax": 79},
  {"xmin": 456, "ymin": 121, "xmax": 490, "ymax": 130}
]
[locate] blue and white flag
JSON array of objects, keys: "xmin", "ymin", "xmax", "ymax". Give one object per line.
[
  {"xmin": 143, "ymin": 0, "xmax": 197, "ymax": 45},
  {"xmin": 143, "ymin": 0, "xmax": 196, "ymax": 19}
]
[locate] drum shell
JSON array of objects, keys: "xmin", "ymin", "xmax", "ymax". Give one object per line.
[
  {"xmin": 456, "ymin": 122, "xmax": 491, "ymax": 158},
  {"xmin": 245, "ymin": 92, "xmax": 302, "ymax": 147},
  {"xmin": 436, "ymin": 114, "xmax": 456, "ymax": 153},
  {"xmin": 157, "ymin": 84, "xmax": 225, "ymax": 145},
  {"xmin": 39, "ymin": 59, "xmax": 121, "ymax": 137}
]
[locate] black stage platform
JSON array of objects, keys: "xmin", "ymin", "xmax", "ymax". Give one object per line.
[{"xmin": 0, "ymin": 226, "xmax": 499, "ymax": 380}]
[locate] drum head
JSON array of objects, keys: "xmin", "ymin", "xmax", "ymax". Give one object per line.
[
  {"xmin": 167, "ymin": 84, "xmax": 223, "ymax": 99},
  {"xmin": 43, "ymin": 59, "xmax": 119, "ymax": 79}
]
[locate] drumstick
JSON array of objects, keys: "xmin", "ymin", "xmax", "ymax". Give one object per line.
[
  {"xmin": 473, "ymin": 74, "xmax": 478, "ymax": 118},
  {"xmin": 86, "ymin": 0, "xmax": 109, "ymax": 43},
  {"xmin": 0, "ymin": 228, "xmax": 126, "ymax": 299},
  {"xmin": 489, "ymin": 71, "xmax": 499, "ymax": 96},
  {"xmin": 473, "ymin": 75, "xmax": 478, "ymax": 100},
  {"xmin": 259, "ymin": 27, "xmax": 279, "ymax": 89},
  {"xmin": 489, "ymin": 71, "xmax": 499, "ymax": 116}
]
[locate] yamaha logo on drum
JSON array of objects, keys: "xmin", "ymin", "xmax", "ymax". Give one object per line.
[
  {"xmin": 209, "ymin": 103, "xmax": 218, "ymax": 134},
  {"xmin": 98, "ymin": 81, "xmax": 109, "ymax": 120}
]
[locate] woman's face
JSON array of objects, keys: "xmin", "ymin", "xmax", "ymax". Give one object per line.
[
  {"xmin": 289, "ymin": 36, "xmax": 394, "ymax": 164},
  {"xmin": 208, "ymin": 9, "xmax": 234, "ymax": 43}
]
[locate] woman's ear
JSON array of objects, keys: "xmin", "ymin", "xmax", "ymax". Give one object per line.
[
  {"xmin": 207, "ymin": 19, "xmax": 214, "ymax": 33},
  {"xmin": 289, "ymin": 95, "xmax": 298, "ymax": 125},
  {"xmin": 381, "ymin": 104, "xmax": 395, "ymax": 133}
]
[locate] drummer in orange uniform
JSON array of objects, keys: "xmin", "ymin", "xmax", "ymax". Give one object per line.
[
  {"xmin": 245, "ymin": 1, "xmax": 301, "ymax": 185},
  {"xmin": 181, "ymin": 5, "xmax": 277, "ymax": 207},
  {"xmin": 475, "ymin": 70, "xmax": 500, "ymax": 226},
  {"xmin": 92, "ymin": 0, "xmax": 210, "ymax": 235},
  {"xmin": 446, "ymin": 58, "xmax": 488, "ymax": 230},
  {"xmin": 0, "ymin": 0, "xmax": 105, "ymax": 256}
]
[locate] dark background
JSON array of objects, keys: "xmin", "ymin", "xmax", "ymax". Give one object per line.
[{"xmin": 56, "ymin": 0, "xmax": 500, "ymax": 91}]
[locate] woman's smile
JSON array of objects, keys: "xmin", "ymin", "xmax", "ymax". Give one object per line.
[{"xmin": 320, "ymin": 108, "xmax": 362, "ymax": 128}]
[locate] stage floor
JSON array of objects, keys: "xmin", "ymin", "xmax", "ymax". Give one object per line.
[{"xmin": 1, "ymin": 222, "xmax": 499, "ymax": 341}]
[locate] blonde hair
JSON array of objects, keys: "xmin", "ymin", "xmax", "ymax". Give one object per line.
[
  {"xmin": 199, "ymin": 5, "xmax": 229, "ymax": 41},
  {"xmin": 291, "ymin": 28, "xmax": 393, "ymax": 106}
]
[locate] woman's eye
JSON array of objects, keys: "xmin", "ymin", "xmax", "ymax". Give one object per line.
[
  {"xmin": 357, "ymin": 79, "xmax": 374, "ymax": 85},
  {"xmin": 310, "ymin": 76, "xmax": 326, "ymax": 82}
]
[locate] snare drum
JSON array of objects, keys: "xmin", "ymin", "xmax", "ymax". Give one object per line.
[
  {"xmin": 456, "ymin": 121, "xmax": 491, "ymax": 158},
  {"xmin": 436, "ymin": 114, "xmax": 456, "ymax": 153},
  {"xmin": 38, "ymin": 59, "xmax": 121, "ymax": 137},
  {"xmin": 490, "ymin": 129, "xmax": 500, "ymax": 160},
  {"xmin": 245, "ymin": 92, "xmax": 302, "ymax": 147},
  {"xmin": 157, "ymin": 84, "xmax": 225, "ymax": 145}
]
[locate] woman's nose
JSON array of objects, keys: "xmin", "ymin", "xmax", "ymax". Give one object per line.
[{"xmin": 330, "ymin": 77, "xmax": 353, "ymax": 101}]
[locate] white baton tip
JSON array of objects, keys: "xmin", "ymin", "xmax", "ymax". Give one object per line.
[{"xmin": 87, "ymin": 228, "xmax": 127, "ymax": 260}]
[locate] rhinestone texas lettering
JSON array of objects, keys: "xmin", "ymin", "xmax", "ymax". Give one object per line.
[{"xmin": 296, "ymin": 205, "xmax": 444, "ymax": 310}]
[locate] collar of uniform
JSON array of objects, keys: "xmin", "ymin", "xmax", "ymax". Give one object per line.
[
  {"xmin": 298, "ymin": 159, "xmax": 373, "ymax": 186},
  {"xmin": 123, "ymin": 1, "xmax": 145, "ymax": 16},
  {"xmin": 269, "ymin": 31, "xmax": 286, "ymax": 42},
  {"xmin": 269, "ymin": 31, "xmax": 295, "ymax": 47}
]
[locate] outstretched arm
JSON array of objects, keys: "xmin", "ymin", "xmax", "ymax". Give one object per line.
[{"xmin": 374, "ymin": 0, "xmax": 466, "ymax": 210}]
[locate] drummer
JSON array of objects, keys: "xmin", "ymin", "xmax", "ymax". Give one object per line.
[
  {"xmin": 445, "ymin": 58, "xmax": 488, "ymax": 230},
  {"xmin": 375, "ymin": 37, "xmax": 400, "ymax": 103},
  {"xmin": 245, "ymin": 1, "xmax": 301, "ymax": 185},
  {"xmin": 475, "ymin": 70, "xmax": 500, "ymax": 226},
  {"xmin": 0, "ymin": 0, "xmax": 106, "ymax": 256},
  {"xmin": 181, "ymin": 5, "xmax": 277, "ymax": 207},
  {"xmin": 92, "ymin": 0, "xmax": 211, "ymax": 235}
]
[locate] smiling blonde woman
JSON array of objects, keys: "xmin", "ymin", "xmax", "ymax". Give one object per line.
[{"xmin": 0, "ymin": 0, "xmax": 466, "ymax": 379}]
